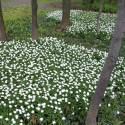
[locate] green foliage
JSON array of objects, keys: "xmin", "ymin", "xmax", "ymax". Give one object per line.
[
  {"xmin": 38, "ymin": 0, "xmax": 61, "ymax": 4},
  {"xmin": 1, "ymin": 6, "xmax": 125, "ymax": 125},
  {"xmin": 5, "ymin": 18, "xmax": 31, "ymax": 41},
  {"xmin": 81, "ymin": 0, "xmax": 118, "ymax": 13},
  {"xmin": 0, "ymin": 37, "xmax": 125, "ymax": 125},
  {"xmin": 3, "ymin": 8, "xmax": 125, "ymax": 55},
  {"xmin": 3, "ymin": 6, "xmax": 31, "ymax": 20}
]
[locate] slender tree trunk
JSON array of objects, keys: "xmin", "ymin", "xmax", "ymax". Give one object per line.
[
  {"xmin": 96, "ymin": 0, "xmax": 104, "ymax": 33},
  {"xmin": 31, "ymin": 0, "xmax": 38, "ymax": 40},
  {"xmin": 84, "ymin": 0, "xmax": 94, "ymax": 3},
  {"xmin": 85, "ymin": 0, "xmax": 125, "ymax": 125},
  {"xmin": 109, "ymin": 0, "xmax": 113, "ymax": 4},
  {"xmin": 56, "ymin": 0, "xmax": 71, "ymax": 32},
  {"xmin": 89, "ymin": 0, "xmax": 95, "ymax": 3},
  {"xmin": 0, "ymin": 0, "xmax": 7, "ymax": 41}
]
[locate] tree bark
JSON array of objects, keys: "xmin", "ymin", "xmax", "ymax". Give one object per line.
[
  {"xmin": 31, "ymin": 0, "xmax": 38, "ymax": 40},
  {"xmin": 96, "ymin": 0, "xmax": 104, "ymax": 33},
  {"xmin": 109, "ymin": 0, "xmax": 113, "ymax": 4},
  {"xmin": 0, "ymin": 0, "xmax": 7, "ymax": 41},
  {"xmin": 84, "ymin": 0, "xmax": 94, "ymax": 4},
  {"xmin": 88, "ymin": 0, "xmax": 95, "ymax": 3},
  {"xmin": 57, "ymin": 0, "xmax": 71, "ymax": 32},
  {"xmin": 85, "ymin": 0, "xmax": 125, "ymax": 125}
]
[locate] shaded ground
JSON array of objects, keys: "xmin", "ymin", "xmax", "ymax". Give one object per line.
[
  {"xmin": 44, "ymin": 2, "xmax": 83, "ymax": 10},
  {"xmin": 1, "ymin": 0, "xmax": 82, "ymax": 10},
  {"xmin": 2, "ymin": 0, "xmax": 51, "ymax": 9},
  {"xmin": 1, "ymin": 0, "xmax": 31, "ymax": 8}
]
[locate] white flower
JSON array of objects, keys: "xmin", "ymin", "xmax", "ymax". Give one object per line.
[
  {"xmin": 40, "ymin": 117, "xmax": 43, "ymax": 122},
  {"xmin": 0, "ymin": 115, "xmax": 3, "ymax": 119},
  {"xmin": 52, "ymin": 120, "xmax": 56, "ymax": 124},
  {"xmin": 5, "ymin": 117, "xmax": 9, "ymax": 121},
  {"xmin": 62, "ymin": 117, "xmax": 66, "ymax": 121}
]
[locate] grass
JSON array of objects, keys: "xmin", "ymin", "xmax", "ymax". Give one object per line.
[
  {"xmin": 3, "ymin": 6, "xmax": 31, "ymax": 20},
  {"xmin": 80, "ymin": 0, "xmax": 118, "ymax": 13},
  {"xmin": 38, "ymin": 0, "xmax": 61, "ymax": 4}
]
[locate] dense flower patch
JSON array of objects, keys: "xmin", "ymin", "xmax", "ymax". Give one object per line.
[
  {"xmin": 47, "ymin": 10, "xmax": 116, "ymax": 38},
  {"xmin": 0, "ymin": 37, "xmax": 125, "ymax": 125}
]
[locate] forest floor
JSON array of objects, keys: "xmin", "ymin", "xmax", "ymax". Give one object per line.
[
  {"xmin": 1, "ymin": 0, "xmax": 31, "ymax": 8},
  {"xmin": 2, "ymin": 0, "xmax": 117, "ymax": 13},
  {"xmin": 0, "ymin": 1, "xmax": 122, "ymax": 125},
  {"xmin": 0, "ymin": 10, "xmax": 125, "ymax": 125},
  {"xmin": 1, "ymin": 0, "xmax": 82, "ymax": 10}
]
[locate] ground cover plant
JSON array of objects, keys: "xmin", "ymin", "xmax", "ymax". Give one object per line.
[
  {"xmin": 0, "ymin": 37, "xmax": 125, "ymax": 125},
  {"xmin": 1, "ymin": 6, "xmax": 125, "ymax": 125},
  {"xmin": 47, "ymin": 10, "xmax": 116, "ymax": 39},
  {"xmin": 5, "ymin": 9, "xmax": 125, "ymax": 56},
  {"xmin": 4, "ymin": 9, "xmax": 117, "ymax": 49},
  {"xmin": 81, "ymin": 0, "xmax": 117, "ymax": 13}
]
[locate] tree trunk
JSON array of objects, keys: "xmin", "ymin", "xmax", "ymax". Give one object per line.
[
  {"xmin": 0, "ymin": 0, "xmax": 7, "ymax": 41},
  {"xmin": 57, "ymin": 0, "xmax": 71, "ymax": 32},
  {"xmin": 84, "ymin": 0, "xmax": 94, "ymax": 4},
  {"xmin": 85, "ymin": 0, "xmax": 125, "ymax": 125},
  {"xmin": 109, "ymin": 0, "xmax": 113, "ymax": 4},
  {"xmin": 89, "ymin": 0, "xmax": 95, "ymax": 3},
  {"xmin": 96, "ymin": 0, "xmax": 104, "ymax": 33},
  {"xmin": 31, "ymin": 0, "xmax": 38, "ymax": 40}
]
